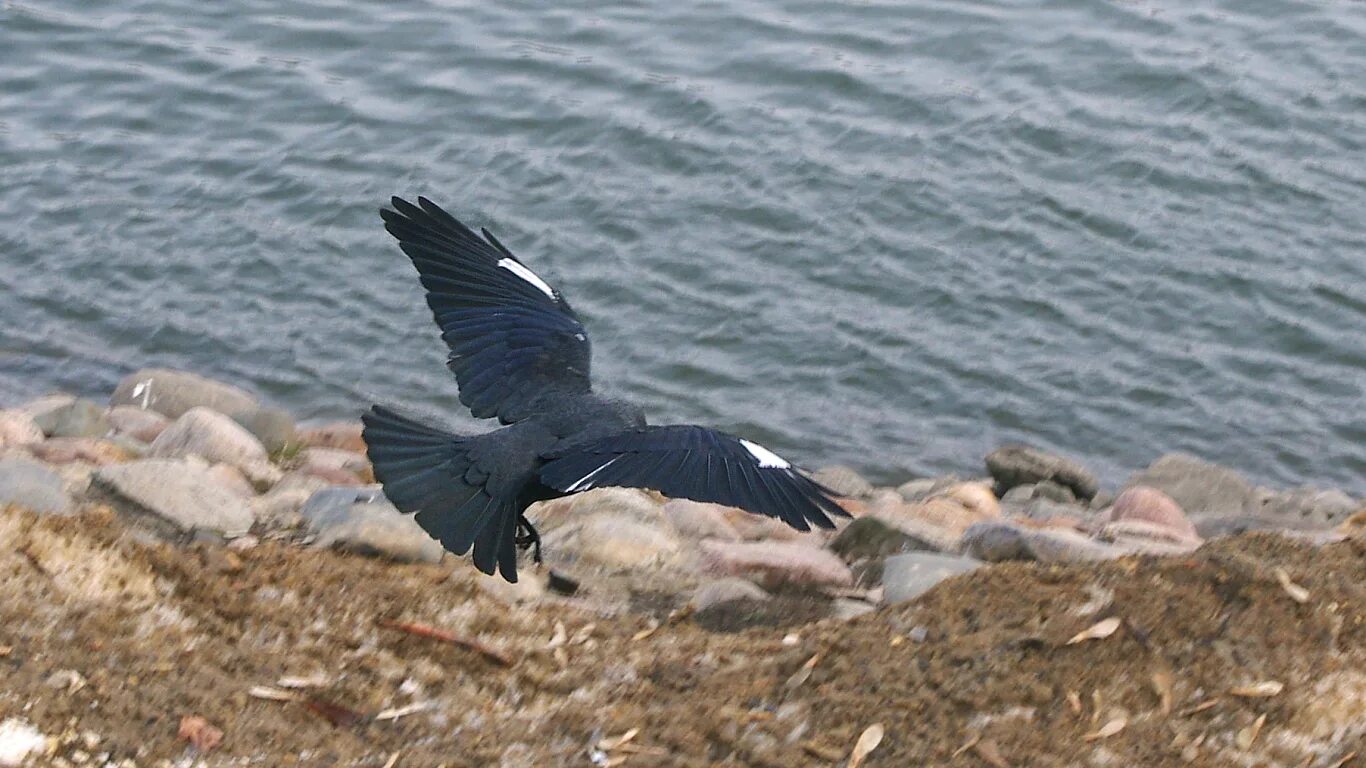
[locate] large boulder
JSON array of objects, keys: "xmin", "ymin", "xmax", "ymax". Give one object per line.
[
  {"xmin": 1106, "ymin": 486, "xmax": 1197, "ymax": 540},
  {"xmin": 107, "ymin": 406, "xmax": 170, "ymax": 443},
  {"xmin": 882, "ymin": 553, "xmax": 983, "ymax": 604},
  {"xmin": 0, "ymin": 457, "xmax": 73, "ymax": 515},
  {"xmin": 94, "ymin": 459, "xmax": 254, "ymax": 537},
  {"xmin": 300, "ymin": 485, "xmax": 444, "ymax": 563},
  {"xmin": 1123, "ymin": 453, "xmax": 1256, "ymax": 521},
  {"xmin": 232, "ymin": 407, "xmax": 297, "ymax": 454},
  {"xmin": 986, "ymin": 445, "xmax": 1099, "ymax": 500},
  {"xmin": 529, "ymin": 487, "xmax": 665, "ymax": 533},
  {"xmin": 13, "ymin": 394, "xmax": 76, "ymax": 421},
  {"xmin": 110, "ymin": 368, "xmax": 258, "ymax": 420},
  {"xmin": 149, "ymin": 407, "xmax": 268, "ymax": 472},
  {"xmin": 32, "ymin": 399, "xmax": 109, "ymax": 439},
  {"xmin": 555, "ymin": 513, "xmax": 682, "ymax": 569}
]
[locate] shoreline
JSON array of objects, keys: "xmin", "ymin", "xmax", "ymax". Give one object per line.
[{"xmin": 1, "ymin": 365, "xmax": 1363, "ymax": 765}]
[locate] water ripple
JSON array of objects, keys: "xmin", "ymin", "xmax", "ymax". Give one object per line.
[{"xmin": 2, "ymin": 0, "xmax": 1363, "ymax": 494}]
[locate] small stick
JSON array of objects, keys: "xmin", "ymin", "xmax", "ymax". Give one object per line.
[{"xmin": 379, "ymin": 619, "xmax": 513, "ymax": 667}]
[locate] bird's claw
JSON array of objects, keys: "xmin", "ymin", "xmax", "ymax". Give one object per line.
[{"xmin": 514, "ymin": 516, "xmax": 543, "ymax": 565}]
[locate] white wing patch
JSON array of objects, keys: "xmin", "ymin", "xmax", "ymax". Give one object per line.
[
  {"xmin": 739, "ymin": 439, "xmax": 790, "ymax": 469},
  {"xmin": 566, "ymin": 456, "xmax": 621, "ymax": 492},
  {"xmin": 497, "ymin": 258, "xmax": 557, "ymax": 299}
]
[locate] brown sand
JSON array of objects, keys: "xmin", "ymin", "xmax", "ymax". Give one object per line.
[{"xmin": 1, "ymin": 505, "xmax": 1362, "ymax": 767}]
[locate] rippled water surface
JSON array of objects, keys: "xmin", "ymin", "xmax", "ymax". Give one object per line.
[{"xmin": 3, "ymin": 0, "xmax": 1364, "ymax": 492}]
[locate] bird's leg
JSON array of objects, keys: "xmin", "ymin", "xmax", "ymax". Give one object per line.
[{"xmin": 514, "ymin": 514, "xmax": 543, "ymax": 565}]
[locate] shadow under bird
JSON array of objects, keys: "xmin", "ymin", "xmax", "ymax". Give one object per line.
[{"xmin": 361, "ymin": 196, "xmax": 848, "ymax": 582}]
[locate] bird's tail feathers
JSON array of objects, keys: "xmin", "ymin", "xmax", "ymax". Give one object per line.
[{"xmin": 361, "ymin": 405, "xmax": 521, "ymax": 581}]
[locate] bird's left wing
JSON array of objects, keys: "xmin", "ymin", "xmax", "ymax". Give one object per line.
[
  {"xmin": 381, "ymin": 196, "xmax": 592, "ymax": 424},
  {"xmin": 538, "ymin": 425, "xmax": 849, "ymax": 531}
]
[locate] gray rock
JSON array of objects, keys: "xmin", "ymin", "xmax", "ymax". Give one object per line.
[
  {"xmin": 300, "ymin": 485, "xmax": 444, "ymax": 563},
  {"xmin": 810, "ymin": 465, "xmax": 874, "ymax": 499},
  {"xmin": 232, "ymin": 407, "xmax": 297, "ymax": 454},
  {"xmin": 1002, "ymin": 480, "xmax": 1076, "ymax": 504},
  {"xmin": 986, "ymin": 445, "xmax": 1099, "ymax": 500},
  {"xmin": 827, "ymin": 516, "xmax": 937, "ymax": 562},
  {"xmin": 882, "ymin": 552, "xmax": 983, "ymax": 604},
  {"xmin": 690, "ymin": 577, "xmax": 771, "ymax": 610},
  {"xmin": 1022, "ymin": 527, "xmax": 1126, "ymax": 562},
  {"xmin": 960, "ymin": 521, "xmax": 1034, "ymax": 562},
  {"xmin": 0, "ymin": 457, "xmax": 73, "ymax": 515},
  {"xmin": 1254, "ymin": 486, "xmax": 1357, "ymax": 529},
  {"xmin": 110, "ymin": 368, "xmax": 258, "ymax": 420},
  {"xmin": 961, "ymin": 520, "xmax": 1125, "ymax": 563},
  {"xmin": 32, "ymin": 399, "xmax": 110, "ymax": 439},
  {"xmin": 150, "ymin": 407, "xmax": 268, "ymax": 471},
  {"xmin": 1124, "ymin": 453, "xmax": 1256, "ymax": 521},
  {"xmin": 107, "ymin": 406, "xmax": 170, "ymax": 443},
  {"xmin": 15, "ymin": 394, "xmax": 76, "ymax": 421},
  {"xmin": 250, "ymin": 474, "xmax": 330, "ymax": 529},
  {"xmin": 1000, "ymin": 496, "xmax": 1087, "ymax": 525},
  {"xmin": 94, "ymin": 459, "xmax": 254, "ymax": 537}
]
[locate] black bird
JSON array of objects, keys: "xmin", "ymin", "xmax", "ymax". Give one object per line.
[{"xmin": 362, "ymin": 197, "xmax": 848, "ymax": 582}]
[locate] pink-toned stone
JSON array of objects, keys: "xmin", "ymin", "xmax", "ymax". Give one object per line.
[
  {"xmin": 0, "ymin": 410, "xmax": 44, "ymax": 448},
  {"xmin": 1108, "ymin": 486, "xmax": 1197, "ymax": 540},
  {"xmin": 528, "ymin": 487, "xmax": 665, "ymax": 534},
  {"xmin": 299, "ymin": 465, "xmax": 365, "ymax": 486},
  {"xmin": 721, "ymin": 506, "xmax": 806, "ymax": 541},
  {"xmin": 663, "ymin": 499, "xmax": 741, "ymax": 541},
  {"xmin": 715, "ymin": 505, "xmax": 838, "ymax": 546},
  {"xmin": 1099, "ymin": 519, "xmax": 1199, "ymax": 546},
  {"xmin": 298, "ymin": 422, "xmax": 366, "ymax": 453},
  {"xmin": 697, "ymin": 539, "xmax": 853, "ymax": 589},
  {"xmin": 29, "ymin": 437, "xmax": 130, "ymax": 466},
  {"xmin": 300, "ymin": 447, "xmax": 369, "ymax": 474},
  {"xmin": 939, "ymin": 482, "xmax": 1001, "ymax": 520},
  {"xmin": 909, "ymin": 497, "xmax": 994, "ymax": 533},
  {"xmin": 107, "ymin": 405, "xmax": 170, "ymax": 443}
]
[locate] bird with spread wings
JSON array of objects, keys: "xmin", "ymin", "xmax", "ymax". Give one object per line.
[{"xmin": 362, "ymin": 196, "xmax": 847, "ymax": 582}]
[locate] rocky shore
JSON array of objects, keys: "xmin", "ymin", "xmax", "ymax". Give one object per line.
[{"xmin": 1, "ymin": 367, "xmax": 1363, "ymax": 767}]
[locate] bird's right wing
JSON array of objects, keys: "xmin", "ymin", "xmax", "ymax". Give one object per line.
[
  {"xmin": 381, "ymin": 196, "xmax": 592, "ymax": 424},
  {"xmin": 538, "ymin": 425, "xmax": 849, "ymax": 531}
]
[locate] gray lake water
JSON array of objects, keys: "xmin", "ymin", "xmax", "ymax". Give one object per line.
[{"xmin": 2, "ymin": 0, "xmax": 1364, "ymax": 493}]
